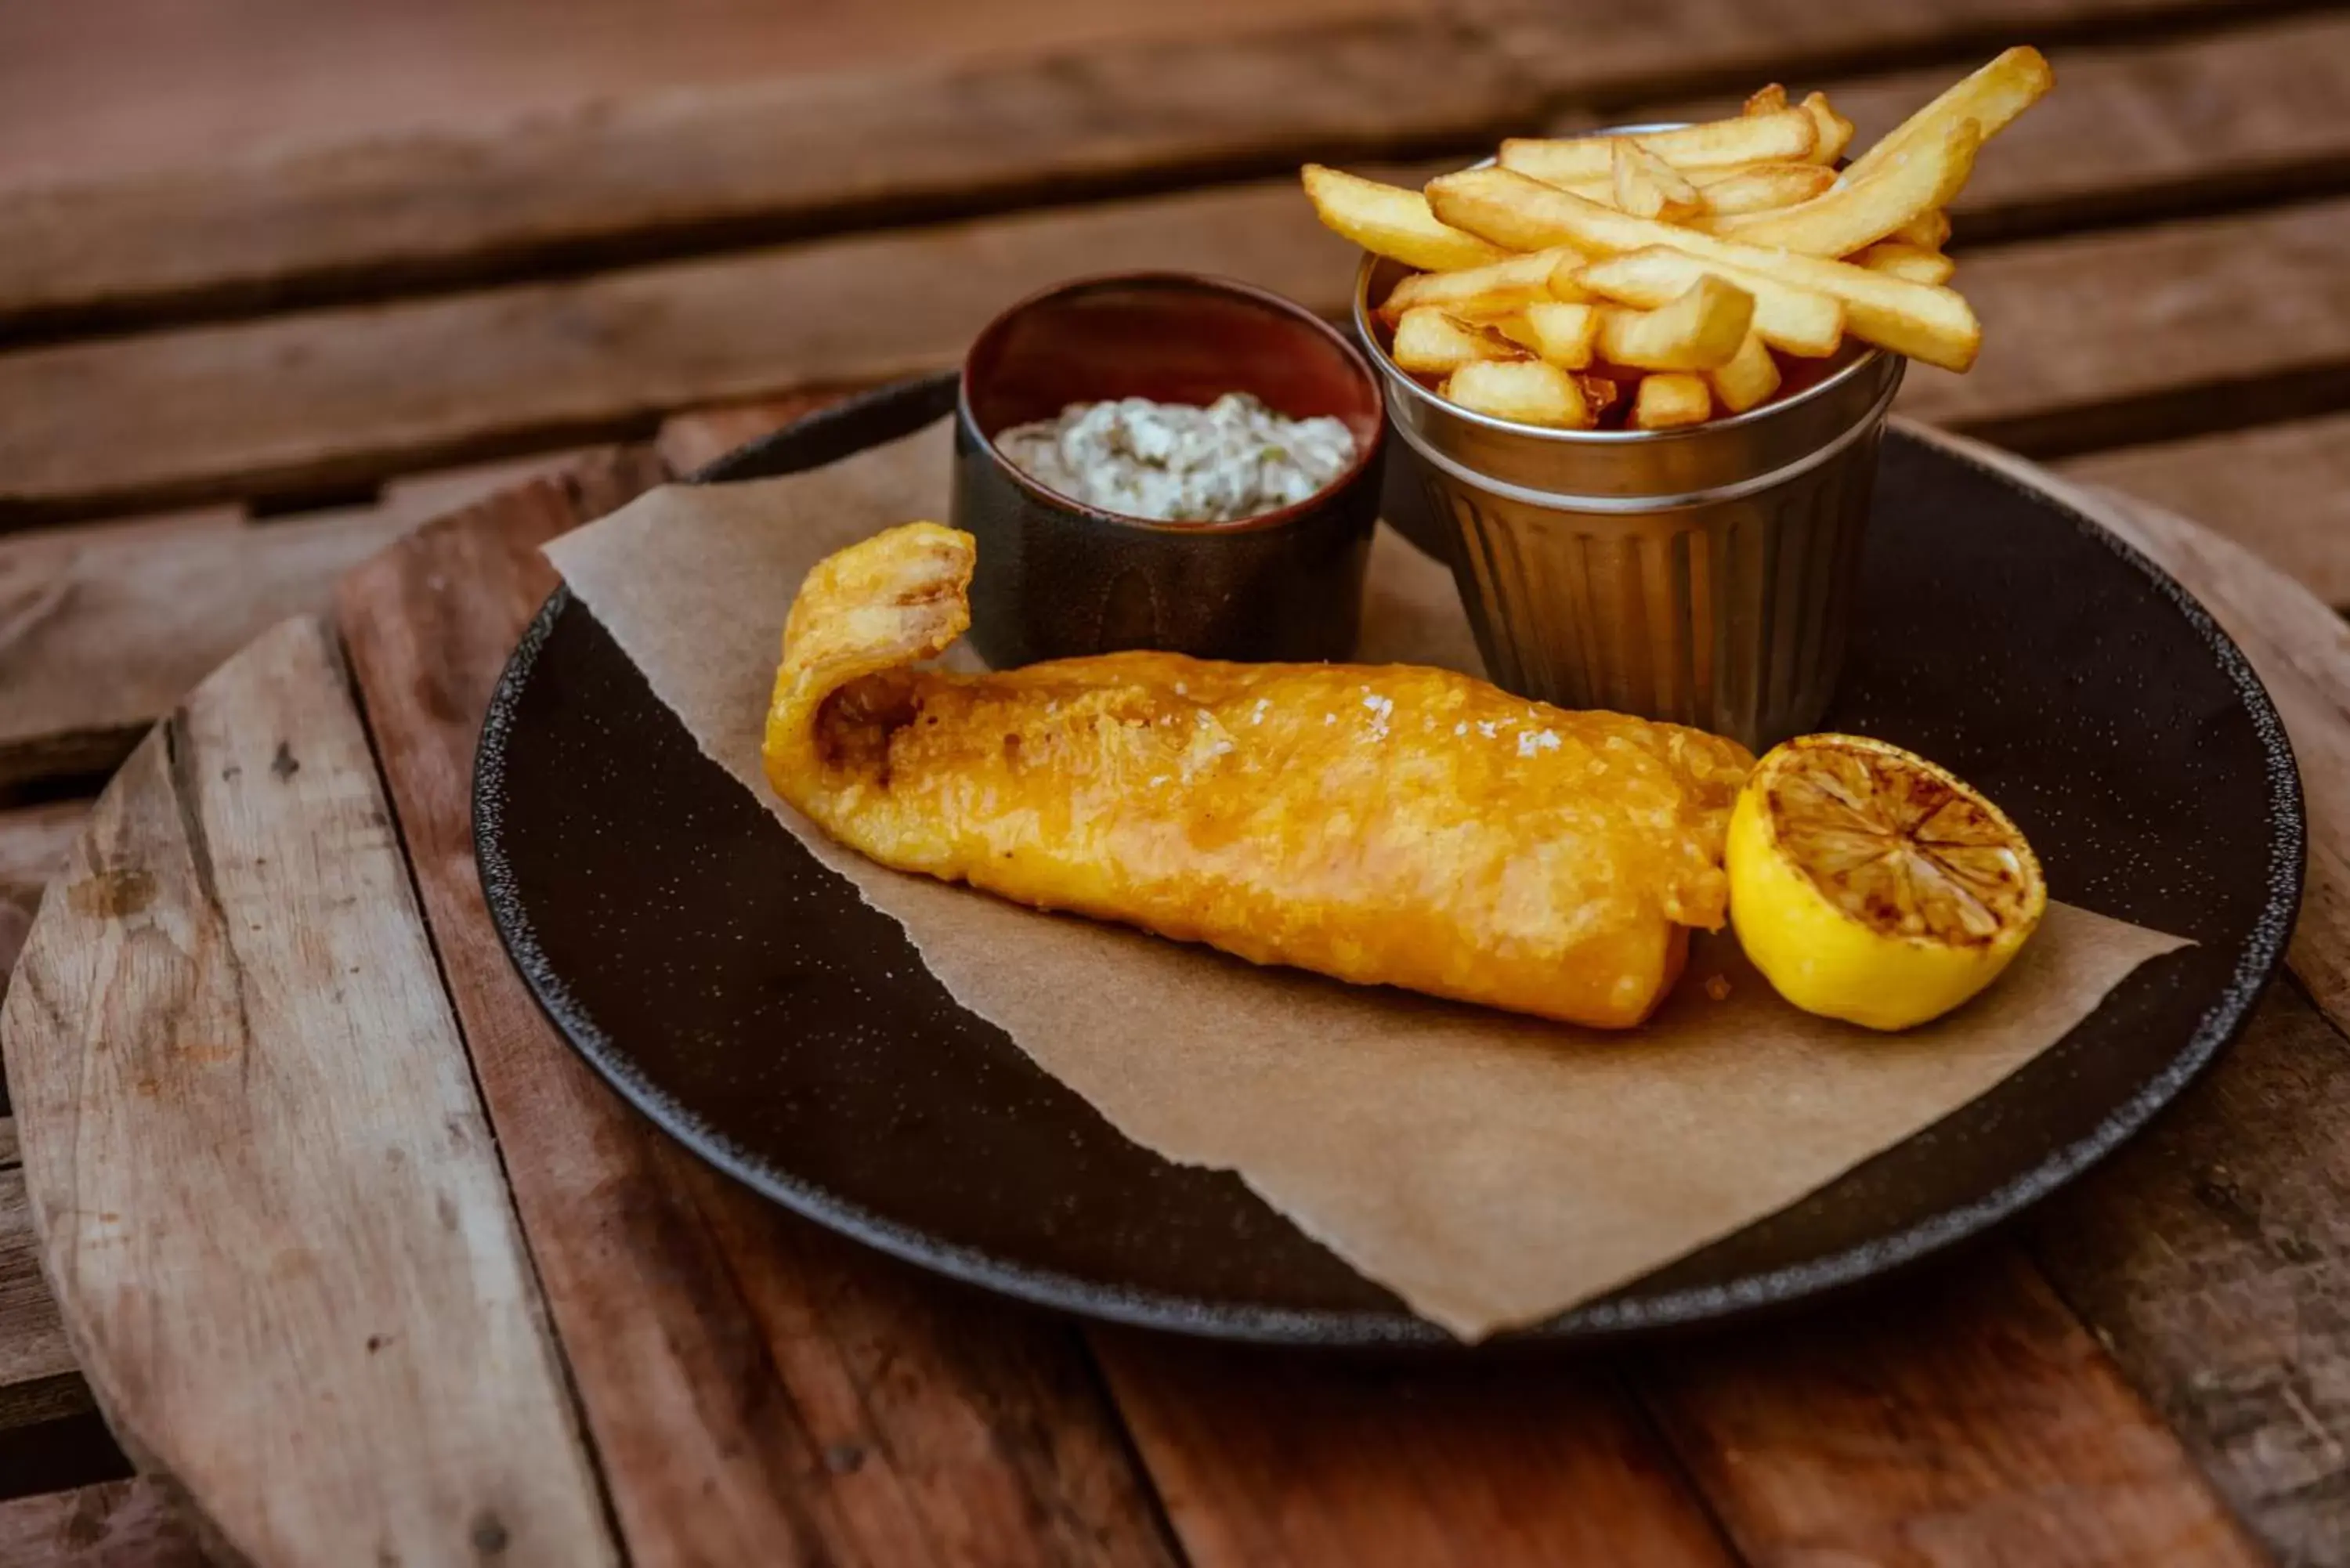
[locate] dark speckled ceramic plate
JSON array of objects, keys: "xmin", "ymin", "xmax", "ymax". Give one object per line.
[{"xmin": 475, "ymin": 371, "xmax": 2302, "ymax": 1347}]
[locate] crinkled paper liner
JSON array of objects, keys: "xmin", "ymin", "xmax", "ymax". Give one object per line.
[{"xmin": 547, "ymin": 421, "xmax": 2186, "ymax": 1340}]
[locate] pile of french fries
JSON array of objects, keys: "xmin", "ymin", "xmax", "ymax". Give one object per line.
[{"xmin": 1303, "ymin": 48, "xmax": 2052, "ymax": 431}]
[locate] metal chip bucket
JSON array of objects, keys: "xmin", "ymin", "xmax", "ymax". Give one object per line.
[{"xmin": 1358, "ymin": 253, "xmax": 1904, "ymax": 753}]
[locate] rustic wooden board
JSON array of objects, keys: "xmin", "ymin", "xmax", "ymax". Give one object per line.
[
  {"xmin": 0, "ymin": 0, "xmax": 2285, "ymax": 334},
  {"xmin": 0, "ymin": 0, "xmax": 1405, "ymax": 192},
  {"xmin": 0, "ymin": 800, "xmax": 86, "ymax": 982},
  {"xmin": 0, "ymin": 1478, "xmax": 201, "ymax": 1566},
  {"xmin": 334, "ymin": 453, "xmax": 1180, "ymax": 1568},
  {"xmin": 0, "ymin": 450, "xmax": 603, "ymax": 793},
  {"xmin": 13, "ymin": 179, "xmax": 2350, "ymax": 522},
  {"xmin": 2034, "ymin": 981, "xmax": 2350, "ymax": 1567},
  {"xmin": 2057, "ymin": 414, "xmax": 2350, "ymax": 608},
  {"xmin": 1473, "ymin": 0, "xmax": 2326, "ymax": 100},
  {"xmin": 0, "ymin": 616, "xmax": 618, "ymax": 1565},
  {"xmin": 0, "ymin": 13, "xmax": 1518, "ymax": 336},
  {"xmin": 0, "ymin": 1131, "xmax": 83, "ymax": 1436},
  {"xmin": 1094, "ymin": 1334, "xmax": 1738, "ymax": 1566},
  {"xmin": 1639, "ymin": 1250, "xmax": 2261, "ymax": 1563}
]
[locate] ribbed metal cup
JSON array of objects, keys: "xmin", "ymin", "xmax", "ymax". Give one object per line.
[{"xmin": 1357, "ymin": 253, "xmax": 1903, "ymax": 752}]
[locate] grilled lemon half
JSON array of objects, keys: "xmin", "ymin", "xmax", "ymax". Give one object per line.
[{"xmin": 1726, "ymin": 734, "xmax": 2046, "ymax": 1030}]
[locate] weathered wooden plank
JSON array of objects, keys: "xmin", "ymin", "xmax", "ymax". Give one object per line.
[
  {"xmin": 2031, "ymin": 982, "xmax": 2350, "ymax": 1567},
  {"xmin": 1476, "ymin": 0, "xmax": 2332, "ymax": 100},
  {"xmin": 0, "ymin": 1478, "xmax": 201, "ymax": 1566},
  {"xmin": 13, "ymin": 174, "xmax": 2350, "ymax": 522},
  {"xmin": 0, "ymin": 616, "xmax": 618, "ymax": 1566},
  {"xmin": 0, "ymin": 1150, "xmax": 84, "ymax": 1436},
  {"xmin": 1093, "ymin": 1334, "xmax": 1737, "ymax": 1566},
  {"xmin": 0, "ymin": 13, "xmax": 1520, "ymax": 337},
  {"xmin": 2057, "ymin": 414, "xmax": 2350, "ymax": 608},
  {"xmin": 334, "ymin": 451, "xmax": 1179, "ymax": 1568},
  {"xmin": 0, "ymin": 0, "xmax": 1410, "ymax": 191},
  {"xmin": 1631, "ymin": 12, "xmax": 2350, "ymax": 244},
  {"xmin": 1640, "ymin": 1250, "xmax": 2262, "ymax": 1564},
  {"xmin": 1897, "ymin": 198, "xmax": 2350, "ymax": 456},
  {"xmin": 0, "ymin": 450, "xmax": 602, "ymax": 793},
  {"xmin": 1, "ymin": 800, "xmax": 87, "ymax": 981},
  {"xmin": 0, "ymin": 0, "xmax": 2294, "ymax": 335}
]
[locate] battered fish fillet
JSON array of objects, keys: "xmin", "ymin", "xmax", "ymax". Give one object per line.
[{"xmin": 762, "ymin": 522, "xmax": 1755, "ymax": 1028}]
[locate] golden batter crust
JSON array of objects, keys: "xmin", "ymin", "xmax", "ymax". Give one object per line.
[{"xmin": 764, "ymin": 522, "xmax": 1753, "ymax": 1028}]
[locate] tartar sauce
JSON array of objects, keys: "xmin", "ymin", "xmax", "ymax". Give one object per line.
[{"xmin": 995, "ymin": 393, "xmax": 1357, "ymax": 524}]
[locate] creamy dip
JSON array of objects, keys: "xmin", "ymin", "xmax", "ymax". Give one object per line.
[{"xmin": 995, "ymin": 393, "xmax": 1358, "ymax": 524}]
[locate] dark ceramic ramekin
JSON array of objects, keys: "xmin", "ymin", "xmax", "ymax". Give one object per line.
[{"xmin": 953, "ymin": 272, "xmax": 1386, "ymax": 668}]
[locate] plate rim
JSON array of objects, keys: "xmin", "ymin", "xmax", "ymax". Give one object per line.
[{"xmin": 472, "ymin": 384, "xmax": 2304, "ymax": 1347}]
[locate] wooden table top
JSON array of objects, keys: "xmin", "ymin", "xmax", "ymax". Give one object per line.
[{"xmin": 2, "ymin": 3, "xmax": 2348, "ymax": 1562}]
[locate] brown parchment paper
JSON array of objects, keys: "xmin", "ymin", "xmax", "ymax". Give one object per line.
[{"xmin": 546, "ymin": 420, "xmax": 2189, "ymax": 1341}]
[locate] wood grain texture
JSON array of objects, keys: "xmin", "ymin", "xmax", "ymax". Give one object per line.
[
  {"xmin": 1472, "ymin": 0, "xmax": 2330, "ymax": 99},
  {"xmin": 0, "ymin": 450, "xmax": 598, "ymax": 793},
  {"xmin": 2057, "ymin": 413, "xmax": 2350, "ymax": 608},
  {"xmin": 0, "ymin": 13, "xmax": 1523, "ymax": 334},
  {"xmin": 0, "ymin": 616, "xmax": 618, "ymax": 1566},
  {"xmin": 1640, "ymin": 1250, "xmax": 2262, "ymax": 1565},
  {"xmin": 0, "ymin": 0, "xmax": 1397, "ymax": 190},
  {"xmin": 0, "ymin": 803, "xmax": 107, "ymax": 1433},
  {"xmin": 334, "ymin": 453, "xmax": 1179, "ymax": 1568},
  {"xmin": 1, "ymin": 799, "xmax": 87, "ymax": 981},
  {"xmin": 15, "ymin": 176, "xmax": 2350, "ymax": 522},
  {"xmin": 0, "ymin": 1478, "xmax": 201, "ymax": 1566},
  {"xmin": 2032, "ymin": 981, "xmax": 2350, "ymax": 1567},
  {"xmin": 0, "ymin": 1143, "xmax": 83, "ymax": 1435},
  {"xmin": 1094, "ymin": 1333, "xmax": 1736, "ymax": 1566}
]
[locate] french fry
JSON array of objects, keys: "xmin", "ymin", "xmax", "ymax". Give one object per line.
[
  {"xmin": 1853, "ymin": 241, "xmax": 1956, "ymax": 285},
  {"xmin": 1577, "ymin": 373, "xmax": 1625, "ymax": 422},
  {"xmin": 1842, "ymin": 45, "xmax": 2053, "ymax": 188},
  {"xmin": 1380, "ymin": 246, "xmax": 1588, "ymax": 323},
  {"xmin": 1499, "ymin": 108, "xmax": 1818, "ymax": 186},
  {"xmin": 1744, "ymin": 84, "xmax": 1789, "ymax": 117},
  {"xmin": 1392, "ymin": 308, "xmax": 1523, "ymax": 373},
  {"xmin": 1303, "ymin": 164, "xmax": 1511, "ymax": 273},
  {"xmin": 1594, "ymin": 276, "xmax": 1753, "ymax": 370},
  {"xmin": 1695, "ymin": 161, "xmax": 1837, "ymax": 214},
  {"xmin": 1443, "ymin": 359, "xmax": 1592, "ymax": 428},
  {"xmin": 1432, "ymin": 168, "xmax": 1977, "ymax": 369},
  {"xmin": 1799, "ymin": 91, "xmax": 1856, "ymax": 165},
  {"xmin": 1495, "ymin": 301, "xmax": 1601, "ymax": 368},
  {"xmin": 1612, "ymin": 140, "xmax": 1704, "ymax": 221},
  {"xmin": 1564, "ymin": 247, "xmax": 1844, "ymax": 359},
  {"xmin": 1497, "ymin": 161, "xmax": 1828, "ymax": 214},
  {"xmin": 1707, "ymin": 331, "xmax": 1782, "ymax": 414},
  {"xmin": 1708, "ymin": 119, "xmax": 1982, "ymax": 256},
  {"xmin": 1891, "ymin": 209, "xmax": 1952, "ymax": 249},
  {"xmin": 1634, "ymin": 373, "xmax": 1713, "ymax": 429}
]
